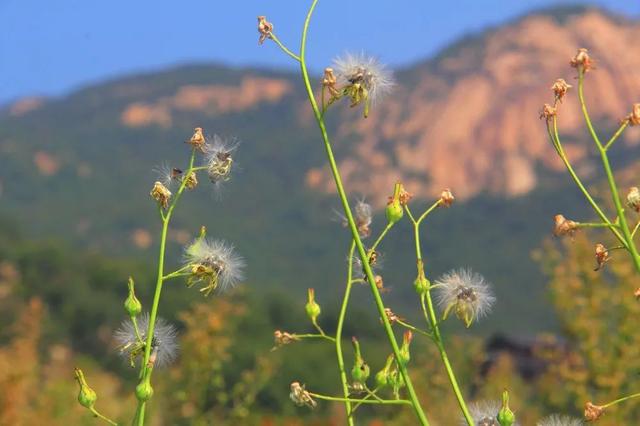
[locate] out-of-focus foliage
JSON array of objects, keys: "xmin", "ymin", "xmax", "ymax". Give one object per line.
[{"xmin": 535, "ymin": 233, "xmax": 640, "ymax": 424}]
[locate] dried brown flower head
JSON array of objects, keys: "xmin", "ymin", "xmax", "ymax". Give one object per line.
[
  {"xmin": 570, "ymin": 48, "xmax": 593, "ymax": 72},
  {"xmin": 150, "ymin": 181, "xmax": 172, "ymax": 209},
  {"xmin": 183, "ymin": 171, "xmax": 198, "ymax": 190},
  {"xmin": 440, "ymin": 188, "xmax": 455, "ymax": 207},
  {"xmin": 322, "ymin": 67, "xmax": 339, "ymax": 97},
  {"xmin": 257, "ymin": 16, "xmax": 273, "ymax": 45},
  {"xmin": 594, "ymin": 243, "xmax": 610, "ymax": 271},
  {"xmin": 290, "ymin": 382, "xmax": 317, "ymax": 408},
  {"xmin": 383, "ymin": 307, "xmax": 403, "ymax": 324},
  {"xmin": 553, "ymin": 214, "xmax": 578, "ymax": 237},
  {"xmin": 584, "ymin": 401, "xmax": 604, "ymax": 421},
  {"xmin": 273, "ymin": 330, "xmax": 299, "ymax": 348},
  {"xmin": 540, "ymin": 103, "xmax": 557, "ymax": 121},
  {"xmin": 627, "ymin": 187, "xmax": 640, "ymax": 212},
  {"xmin": 627, "ymin": 103, "xmax": 640, "ymax": 126},
  {"xmin": 551, "ymin": 78, "xmax": 572, "ymax": 102},
  {"xmin": 187, "ymin": 127, "xmax": 206, "ymax": 152}
]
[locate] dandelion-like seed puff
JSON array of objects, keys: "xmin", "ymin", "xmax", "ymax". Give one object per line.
[
  {"xmin": 203, "ymin": 135, "xmax": 237, "ymax": 192},
  {"xmin": 434, "ymin": 268, "xmax": 495, "ymax": 328},
  {"xmin": 463, "ymin": 401, "xmax": 501, "ymax": 426},
  {"xmin": 114, "ymin": 313, "xmax": 178, "ymax": 368},
  {"xmin": 537, "ymin": 414, "xmax": 584, "ymax": 426},
  {"xmin": 333, "ymin": 52, "xmax": 394, "ymax": 117},
  {"xmin": 184, "ymin": 237, "xmax": 245, "ymax": 296}
]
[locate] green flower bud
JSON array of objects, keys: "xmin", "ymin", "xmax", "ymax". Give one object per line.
[
  {"xmin": 135, "ymin": 379, "xmax": 154, "ymax": 402},
  {"xmin": 74, "ymin": 368, "xmax": 97, "ymax": 409},
  {"xmin": 398, "ymin": 331, "xmax": 412, "ymax": 367},
  {"xmin": 385, "ymin": 183, "xmax": 405, "ymax": 224},
  {"xmin": 350, "ymin": 337, "xmax": 370, "ymax": 389},
  {"xmin": 124, "ymin": 277, "xmax": 142, "ymax": 317},
  {"xmin": 305, "ymin": 288, "xmax": 321, "ymax": 323},
  {"xmin": 413, "ymin": 276, "xmax": 430, "ymax": 295},
  {"xmin": 497, "ymin": 390, "xmax": 516, "ymax": 426},
  {"xmin": 375, "ymin": 354, "xmax": 394, "ymax": 388}
]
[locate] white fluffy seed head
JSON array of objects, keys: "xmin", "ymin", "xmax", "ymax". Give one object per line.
[
  {"xmin": 114, "ymin": 313, "xmax": 178, "ymax": 368},
  {"xmin": 435, "ymin": 268, "xmax": 496, "ymax": 325},
  {"xmin": 203, "ymin": 135, "xmax": 238, "ymax": 192},
  {"xmin": 153, "ymin": 162, "xmax": 177, "ymax": 188},
  {"xmin": 537, "ymin": 415, "xmax": 584, "ymax": 426},
  {"xmin": 333, "ymin": 52, "xmax": 395, "ymax": 105},
  {"xmin": 184, "ymin": 238, "xmax": 245, "ymax": 292},
  {"xmin": 463, "ymin": 401, "xmax": 501, "ymax": 426}
]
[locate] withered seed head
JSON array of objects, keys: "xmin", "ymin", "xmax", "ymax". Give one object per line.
[
  {"xmin": 273, "ymin": 330, "xmax": 299, "ymax": 348},
  {"xmin": 257, "ymin": 16, "xmax": 273, "ymax": 45},
  {"xmin": 540, "ymin": 103, "xmax": 557, "ymax": 121},
  {"xmin": 551, "ymin": 78, "xmax": 572, "ymax": 102},
  {"xmin": 594, "ymin": 243, "xmax": 610, "ymax": 271},
  {"xmin": 554, "ymin": 214, "xmax": 578, "ymax": 237},
  {"xmin": 570, "ymin": 48, "xmax": 593, "ymax": 72},
  {"xmin": 322, "ymin": 68, "xmax": 339, "ymax": 97},
  {"xmin": 627, "ymin": 187, "xmax": 640, "ymax": 212},
  {"xmin": 440, "ymin": 188, "xmax": 455, "ymax": 207},
  {"xmin": 188, "ymin": 127, "xmax": 206, "ymax": 152},
  {"xmin": 584, "ymin": 401, "xmax": 604, "ymax": 421},
  {"xmin": 150, "ymin": 181, "xmax": 172, "ymax": 209},
  {"xmin": 183, "ymin": 171, "xmax": 198, "ymax": 190},
  {"xmin": 627, "ymin": 103, "xmax": 640, "ymax": 126}
]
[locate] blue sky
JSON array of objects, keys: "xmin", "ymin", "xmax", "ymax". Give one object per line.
[{"xmin": 1, "ymin": 0, "xmax": 638, "ymax": 103}]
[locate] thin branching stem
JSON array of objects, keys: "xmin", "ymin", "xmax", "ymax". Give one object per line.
[
  {"xmin": 90, "ymin": 408, "xmax": 118, "ymax": 425},
  {"xmin": 602, "ymin": 391, "xmax": 640, "ymax": 409},
  {"xmin": 547, "ymin": 119, "xmax": 627, "ymax": 248},
  {"xmin": 309, "ymin": 392, "xmax": 411, "ymax": 405},
  {"xmin": 269, "ymin": 33, "xmax": 301, "ymax": 61},
  {"xmin": 135, "ymin": 149, "xmax": 197, "ymax": 425},
  {"xmin": 298, "ymin": 1, "xmax": 430, "ymax": 424},
  {"xmin": 577, "ymin": 69, "xmax": 640, "ymax": 274},
  {"xmin": 410, "ymin": 207, "xmax": 473, "ymax": 425},
  {"xmin": 335, "ymin": 240, "xmax": 356, "ymax": 425}
]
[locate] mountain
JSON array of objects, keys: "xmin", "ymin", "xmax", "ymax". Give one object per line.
[
  {"xmin": 307, "ymin": 8, "xmax": 640, "ymax": 204},
  {"xmin": 1, "ymin": 7, "xmax": 638, "ymax": 336}
]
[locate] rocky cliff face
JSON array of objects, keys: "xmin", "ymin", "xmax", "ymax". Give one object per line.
[{"xmin": 306, "ymin": 9, "xmax": 640, "ymax": 205}]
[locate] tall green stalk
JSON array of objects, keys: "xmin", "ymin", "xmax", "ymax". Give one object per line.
[
  {"xmin": 335, "ymin": 241, "xmax": 356, "ymax": 425},
  {"xmin": 298, "ymin": 2, "xmax": 429, "ymax": 424},
  {"xmin": 576, "ymin": 70, "xmax": 640, "ymax": 274},
  {"xmin": 409, "ymin": 206, "xmax": 473, "ymax": 425},
  {"xmin": 134, "ymin": 149, "xmax": 197, "ymax": 425}
]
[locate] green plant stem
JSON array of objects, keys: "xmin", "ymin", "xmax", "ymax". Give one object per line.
[
  {"xmin": 412, "ymin": 215, "xmax": 473, "ymax": 425},
  {"xmin": 89, "ymin": 408, "xmax": 118, "ymax": 425},
  {"xmin": 131, "ymin": 316, "xmax": 143, "ymax": 344},
  {"xmin": 576, "ymin": 222, "xmax": 617, "ymax": 229},
  {"xmin": 269, "ymin": 33, "xmax": 301, "ymax": 61},
  {"xmin": 298, "ymin": 1, "xmax": 429, "ymax": 424},
  {"xmin": 370, "ymin": 222, "xmax": 393, "ymax": 252},
  {"xmin": 309, "ymin": 393, "xmax": 411, "ymax": 405},
  {"xmin": 395, "ymin": 319, "xmax": 434, "ymax": 340},
  {"xmin": 604, "ymin": 121, "xmax": 628, "ymax": 151},
  {"xmin": 296, "ymin": 333, "xmax": 335, "ymax": 342},
  {"xmin": 547, "ymin": 120, "xmax": 627, "ymax": 248},
  {"xmin": 335, "ymin": 241, "xmax": 356, "ymax": 425},
  {"xmin": 417, "ymin": 200, "xmax": 442, "ymax": 225},
  {"xmin": 602, "ymin": 391, "xmax": 640, "ymax": 408},
  {"xmin": 577, "ymin": 70, "xmax": 640, "ymax": 274},
  {"xmin": 134, "ymin": 149, "xmax": 197, "ymax": 426}
]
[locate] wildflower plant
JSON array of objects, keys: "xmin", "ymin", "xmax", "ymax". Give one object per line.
[
  {"xmin": 257, "ymin": 3, "xmax": 509, "ymax": 425},
  {"xmin": 542, "ymin": 47, "xmax": 640, "ymax": 420},
  {"xmin": 74, "ymin": 130, "xmax": 244, "ymax": 425}
]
